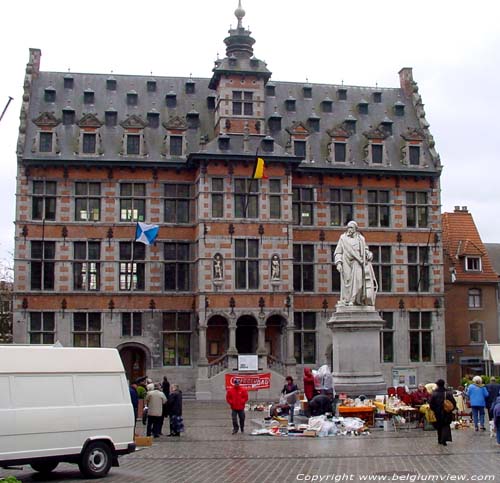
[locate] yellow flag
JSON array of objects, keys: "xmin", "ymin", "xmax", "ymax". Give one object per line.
[{"xmin": 252, "ymin": 157, "xmax": 266, "ymax": 179}]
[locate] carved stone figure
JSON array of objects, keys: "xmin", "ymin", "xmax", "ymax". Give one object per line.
[
  {"xmin": 271, "ymin": 254, "xmax": 280, "ymax": 280},
  {"xmin": 334, "ymin": 221, "xmax": 377, "ymax": 306},
  {"xmin": 213, "ymin": 253, "xmax": 223, "ymax": 280}
]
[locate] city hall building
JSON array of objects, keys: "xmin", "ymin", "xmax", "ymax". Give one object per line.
[{"xmin": 13, "ymin": 4, "xmax": 446, "ymax": 398}]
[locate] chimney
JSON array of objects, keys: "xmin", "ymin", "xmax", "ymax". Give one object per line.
[
  {"xmin": 28, "ymin": 48, "xmax": 41, "ymax": 78},
  {"xmin": 454, "ymin": 206, "xmax": 460, "ymax": 212},
  {"xmin": 461, "ymin": 206, "xmax": 468, "ymax": 212},
  {"xmin": 398, "ymin": 67, "xmax": 414, "ymax": 97}
]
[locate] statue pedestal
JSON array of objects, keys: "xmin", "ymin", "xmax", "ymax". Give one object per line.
[{"xmin": 327, "ymin": 305, "xmax": 386, "ymax": 396}]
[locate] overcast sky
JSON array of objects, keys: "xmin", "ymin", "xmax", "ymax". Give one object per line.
[{"xmin": 0, "ymin": 0, "xmax": 499, "ymax": 263}]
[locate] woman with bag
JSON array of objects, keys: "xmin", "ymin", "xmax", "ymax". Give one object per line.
[{"xmin": 430, "ymin": 379, "xmax": 456, "ymax": 446}]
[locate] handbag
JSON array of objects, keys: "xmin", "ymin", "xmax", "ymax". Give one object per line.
[
  {"xmin": 443, "ymin": 398, "xmax": 454, "ymax": 413},
  {"xmin": 142, "ymin": 406, "xmax": 148, "ymax": 425}
]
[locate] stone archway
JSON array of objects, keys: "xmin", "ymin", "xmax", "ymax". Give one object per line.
[
  {"xmin": 265, "ymin": 314, "xmax": 286, "ymax": 360},
  {"xmin": 118, "ymin": 343, "xmax": 150, "ymax": 383},
  {"xmin": 207, "ymin": 314, "xmax": 229, "ymax": 362},
  {"xmin": 236, "ymin": 315, "xmax": 258, "ymax": 354}
]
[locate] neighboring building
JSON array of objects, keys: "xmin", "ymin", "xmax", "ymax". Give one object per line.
[
  {"xmin": 442, "ymin": 207, "xmax": 500, "ymax": 385},
  {"xmin": 0, "ymin": 281, "xmax": 13, "ymax": 343},
  {"xmin": 13, "ymin": 4, "xmax": 445, "ymax": 398}
]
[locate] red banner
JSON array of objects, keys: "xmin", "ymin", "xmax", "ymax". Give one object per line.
[{"xmin": 225, "ymin": 373, "xmax": 271, "ymax": 391}]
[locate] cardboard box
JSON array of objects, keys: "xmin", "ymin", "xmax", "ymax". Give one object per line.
[
  {"xmin": 134, "ymin": 436, "xmax": 153, "ymax": 446},
  {"xmin": 303, "ymin": 430, "xmax": 317, "ymax": 437}
]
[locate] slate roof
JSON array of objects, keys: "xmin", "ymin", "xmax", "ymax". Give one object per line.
[
  {"xmin": 20, "ymin": 10, "xmax": 440, "ymax": 176},
  {"xmin": 484, "ymin": 244, "xmax": 500, "ymax": 277},
  {"xmin": 442, "ymin": 210, "xmax": 498, "ymax": 283}
]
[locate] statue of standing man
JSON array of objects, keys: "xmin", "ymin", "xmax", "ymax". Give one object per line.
[{"xmin": 334, "ymin": 221, "xmax": 377, "ymax": 306}]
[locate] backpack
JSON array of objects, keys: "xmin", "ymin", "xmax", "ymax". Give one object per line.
[{"xmin": 443, "ymin": 398, "xmax": 454, "ymax": 413}]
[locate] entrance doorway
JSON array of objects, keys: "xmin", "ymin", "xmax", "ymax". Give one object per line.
[
  {"xmin": 236, "ymin": 315, "xmax": 257, "ymax": 354},
  {"xmin": 119, "ymin": 345, "xmax": 146, "ymax": 383}
]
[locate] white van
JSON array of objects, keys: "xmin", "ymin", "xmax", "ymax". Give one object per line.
[{"xmin": 0, "ymin": 345, "xmax": 136, "ymax": 478}]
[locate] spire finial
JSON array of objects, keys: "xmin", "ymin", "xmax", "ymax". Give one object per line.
[{"xmin": 235, "ymin": 0, "xmax": 245, "ymax": 28}]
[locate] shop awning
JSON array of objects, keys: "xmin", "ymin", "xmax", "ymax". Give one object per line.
[{"xmin": 484, "ymin": 342, "xmax": 500, "ymax": 364}]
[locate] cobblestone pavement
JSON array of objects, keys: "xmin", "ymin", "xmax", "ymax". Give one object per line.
[{"xmin": 1, "ymin": 402, "xmax": 499, "ymax": 483}]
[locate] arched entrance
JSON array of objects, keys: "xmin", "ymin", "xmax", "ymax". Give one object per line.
[
  {"xmin": 266, "ymin": 314, "xmax": 286, "ymax": 360},
  {"xmin": 236, "ymin": 315, "xmax": 258, "ymax": 354},
  {"xmin": 206, "ymin": 315, "xmax": 228, "ymax": 362},
  {"xmin": 119, "ymin": 344, "xmax": 148, "ymax": 383}
]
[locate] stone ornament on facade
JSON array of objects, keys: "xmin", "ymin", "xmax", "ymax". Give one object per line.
[
  {"xmin": 213, "ymin": 253, "xmax": 223, "ymax": 280},
  {"xmin": 270, "ymin": 254, "xmax": 280, "ymax": 281},
  {"xmin": 334, "ymin": 221, "xmax": 378, "ymax": 306}
]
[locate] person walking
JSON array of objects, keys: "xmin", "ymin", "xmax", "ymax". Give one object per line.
[
  {"xmin": 466, "ymin": 375, "xmax": 489, "ymax": 431},
  {"xmin": 486, "ymin": 376, "xmax": 500, "ymax": 419},
  {"xmin": 166, "ymin": 384, "xmax": 184, "ymax": 437},
  {"xmin": 429, "ymin": 379, "xmax": 456, "ymax": 446},
  {"xmin": 129, "ymin": 382, "xmax": 139, "ymax": 427},
  {"xmin": 226, "ymin": 378, "xmax": 248, "ymax": 434},
  {"xmin": 281, "ymin": 376, "xmax": 299, "ymax": 423},
  {"xmin": 145, "ymin": 383, "xmax": 167, "ymax": 438},
  {"xmin": 303, "ymin": 368, "xmax": 315, "ymax": 402},
  {"xmin": 159, "ymin": 376, "xmax": 171, "ymax": 435},
  {"xmin": 492, "ymin": 395, "xmax": 500, "ymax": 445}
]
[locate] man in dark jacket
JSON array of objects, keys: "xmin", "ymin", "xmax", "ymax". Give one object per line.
[
  {"xmin": 486, "ymin": 377, "xmax": 500, "ymax": 419},
  {"xmin": 166, "ymin": 384, "xmax": 183, "ymax": 437},
  {"xmin": 129, "ymin": 383, "xmax": 139, "ymax": 423},
  {"xmin": 226, "ymin": 378, "xmax": 249, "ymax": 434},
  {"xmin": 309, "ymin": 390, "xmax": 334, "ymax": 416}
]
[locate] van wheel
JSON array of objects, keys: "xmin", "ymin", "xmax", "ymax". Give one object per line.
[
  {"xmin": 78, "ymin": 441, "xmax": 112, "ymax": 478},
  {"xmin": 31, "ymin": 461, "xmax": 59, "ymax": 474}
]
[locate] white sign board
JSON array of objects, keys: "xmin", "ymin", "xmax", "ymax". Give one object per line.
[
  {"xmin": 238, "ymin": 355, "xmax": 258, "ymax": 372},
  {"xmin": 391, "ymin": 368, "xmax": 417, "ymax": 388}
]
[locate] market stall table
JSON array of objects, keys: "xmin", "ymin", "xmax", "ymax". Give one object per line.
[{"xmin": 338, "ymin": 406, "xmax": 375, "ymax": 427}]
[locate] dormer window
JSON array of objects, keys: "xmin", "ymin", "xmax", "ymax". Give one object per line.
[
  {"xmin": 265, "ymin": 84, "xmax": 276, "ymax": 97},
  {"xmin": 44, "ymin": 87, "xmax": 56, "ymax": 103},
  {"xmin": 409, "ymin": 145, "xmax": 420, "ymax": 165},
  {"xmin": 294, "ymin": 140, "xmax": 306, "ymax": 158},
  {"xmin": 358, "ymin": 101, "xmax": 368, "ymax": 115},
  {"xmin": 321, "ymin": 99, "xmax": 333, "ymax": 113},
  {"xmin": 333, "ymin": 142, "xmax": 346, "ymax": 163},
  {"xmin": 169, "ymin": 136, "xmax": 183, "ymax": 156},
  {"xmin": 373, "ymin": 91, "xmax": 382, "ymax": 103},
  {"xmin": 394, "ymin": 102, "xmax": 405, "ymax": 116},
  {"xmin": 262, "ymin": 137, "xmax": 274, "ymax": 153},
  {"xmin": 105, "ymin": 110, "xmax": 117, "ymax": 127},
  {"xmin": 307, "ymin": 115, "xmax": 320, "ymax": 133},
  {"xmin": 126, "ymin": 134, "xmax": 141, "ymax": 155},
  {"xmin": 84, "ymin": 90, "xmax": 95, "ymax": 105},
  {"xmin": 186, "ymin": 110, "xmax": 200, "ymax": 129},
  {"xmin": 337, "ymin": 88, "xmax": 347, "ymax": 101},
  {"xmin": 147, "ymin": 80, "xmax": 157, "ymax": 93},
  {"xmin": 106, "ymin": 78, "xmax": 117, "ymax": 91},
  {"xmin": 285, "ymin": 97, "xmax": 296, "ymax": 112},
  {"xmin": 62, "ymin": 108, "xmax": 75, "ymax": 126},
  {"xmin": 127, "ymin": 91, "xmax": 138, "ymax": 106},
  {"xmin": 344, "ymin": 117, "xmax": 356, "ymax": 134},
  {"xmin": 185, "ymin": 80, "xmax": 195, "ymax": 94},
  {"xmin": 268, "ymin": 113, "xmax": 282, "ymax": 132},
  {"xmin": 82, "ymin": 133, "xmax": 97, "ymax": 154},
  {"xmin": 39, "ymin": 132, "xmax": 53, "ymax": 153},
  {"xmin": 218, "ymin": 135, "xmax": 230, "ymax": 151},
  {"xmin": 165, "ymin": 93, "xmax": 176, "ymax": 109},
  {"xmin": 64, "ymin": 76, "xmax": 74, "ymax": 89},
  {"xmin": 303, "ymin": 86, "xmax": 312, "ymax": 99},
  {"xmin": 147, "ymin": 112, "xmax": 160, "ymax": 128},
  {"xmin": 371, "ymin": 143, "xmax": 383, "ymax": 164},
  {"xmin": 381, "ymin": 117, "xmax": 393, "ymax": 136},
  {"xmin": 465, "ymin": 256, "xmax": 481, "ymax": 272}
]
